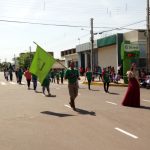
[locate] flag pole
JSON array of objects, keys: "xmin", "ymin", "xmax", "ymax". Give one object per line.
[{"xmin": 33, "ymin": 41, "xmax": 67, "ymax": 69}]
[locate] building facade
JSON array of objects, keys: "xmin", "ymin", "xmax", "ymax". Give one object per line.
[
  {"xmin": 60, "ymin": 30, "xmax": 147, "ymax": 73},
  {"xmin": 61, "ymin": 48, "xmax": 78, "ymax": 68}
]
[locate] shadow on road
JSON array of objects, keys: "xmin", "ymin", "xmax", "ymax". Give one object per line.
[
  {"xmin": 75, "ymin": 108, "xmax": 96, "ymax": 116},
  {"xmin": 41, "ymin": 111, "xmax": 75, "ymax": 117},
  {"xmin": 139, "ymin": 105, "xmax": 150, "ymax": 110},
  {"xmin": 90, "ymin": 89, "xmax": 100, "ymax": 91},
  {"xmin": 108, "ymin": 92, "xmax": 120, "ymax": 95},
  {"xmin": 35, "ymin": 91, "xmax": 43, "ymax": 93}
]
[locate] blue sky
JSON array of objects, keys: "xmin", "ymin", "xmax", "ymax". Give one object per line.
[{"xmin": 0, "ymin": 0, "xmax": 146, "ymax": 62}]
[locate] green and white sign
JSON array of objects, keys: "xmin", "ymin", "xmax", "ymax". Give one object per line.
[
  {"xmin": 121, "ymin": 42, "xmax": 140, "ymax": 83},
  {"xmin": 124, "ymin": 44, "xmax": 139, "ymax": 52}
]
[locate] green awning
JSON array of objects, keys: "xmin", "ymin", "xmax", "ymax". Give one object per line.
[{"xmin": 97, "ymin": 35, "xmax": 116, "ymax": 47}]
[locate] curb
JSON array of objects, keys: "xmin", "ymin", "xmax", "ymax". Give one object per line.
[{"xmin": 82, "ymin": 81, "xmax": 128, "ymax": 87}]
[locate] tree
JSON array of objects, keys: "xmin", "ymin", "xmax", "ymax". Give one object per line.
[{"xmin": 17, "ymin": 52, "xmax": 34, "ymax": 68}]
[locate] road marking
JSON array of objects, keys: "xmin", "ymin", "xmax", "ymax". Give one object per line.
[
  {"xmin": 0, "ymin": 82, "xmax": 6, "ymax": 85},
  {"xmin": 115, "ymin": 127, "xmax": 138, "ymax": 139},
  {"xmin": 143, "ymin": 99, "xmax": 150, "ymax": 103},
  {"xmin": 64, "ymin": 104, "xmax": 71, "ymax": 109},
  {"xmin": 106, "ymin": 101, "xmax": 117, "ymax": 105}
]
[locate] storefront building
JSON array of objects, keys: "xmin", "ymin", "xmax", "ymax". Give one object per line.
[
  {"xmin": 60, "ymin": 48, "xmax": 78, "ymax": 68},
  {"xmin": 123, "ymin": 30, "xmax": 147, "ymax": 69},
  {"xmin": 76, "ymin": 41, "xmax": 98, "ymax": 70},
  {"xmin": 97, "ymin": 34, "xmax": 123, "ymax": 72},
  {"xmin": 60, "ymin": 30, "xmax": 147, "ymax": 73}
]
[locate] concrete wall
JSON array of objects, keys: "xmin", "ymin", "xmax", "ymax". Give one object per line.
[
  {"xmin": 123, "ymin": 30, "xmax": 139, "ymax": 42},
  {"xmin": 98, "ymin": 45, "xmax": 117, "ymax": 72},
  {"xmin": 64, "ymin": 53, "xmax": 78, "ymax": 67}
]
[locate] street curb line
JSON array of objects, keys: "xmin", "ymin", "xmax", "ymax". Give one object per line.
[{"xmin": 82, "ymin": 81, "xmax": 128, "ymax": 87}]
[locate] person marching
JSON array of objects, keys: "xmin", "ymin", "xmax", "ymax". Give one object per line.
[
  {"xmin": 60, "ymin": 69, "xmax": 65, "ymax": 84},
  {"xmin": 56, "ymin": 71, "xmax": 60, "ymax": 84},
  {"xmin": 50, "ymin": 69, "xmax": 55, "ymax": 83},
  {"xmin": 18, "ymin": 67, "xmax": 23, "ymax": 84},
  {"xmin": 65, "ymin": 61, "xmax": 80, "ymax": 111},
  {"xmin": 122, "ymin": 63, "xmax": 140, "ymax": 107},
  {"xmin": 32, "ymin": 74, "xmax": 37, "ymax": 92},
  {"xmin": 24, "ymin": 68, "xmax": 32, "ymax": 89},
  {"xmin": 102, "ymin": 67, "xmax": 110, "ymax": 93},
  {"xmin": 85, "ymin": 67, "xmax": 92, "ymax": 90},
  {"xmin": 42, "ymin": 72, "xmax": 51, "ymax": 96}
]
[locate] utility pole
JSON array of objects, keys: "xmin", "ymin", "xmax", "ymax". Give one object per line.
[
  {"xmin": 29, "ymin": 46, "xmax": 32, "ymax": 66},
  {"xmin": 147, "ymin": 0, "xmax": 150, "ymax": 73},
  {"xmin": 14, "ymin": 54, "xmax": 16, "ymax": 69},
  {"xmin": 90, "ymin": 18, "xmax": 94, "ymax": 72}
]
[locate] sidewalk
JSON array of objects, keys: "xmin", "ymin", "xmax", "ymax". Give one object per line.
[{"xmin": 80, "ymin": 76, "xmax": 128, "ymax": 87}]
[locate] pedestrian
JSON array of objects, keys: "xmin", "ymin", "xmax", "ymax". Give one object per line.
[
  {"xmin": 32, "ymin": 74, "xmax": 37, "ymax": 91},
  {"xmin": 24, "ymin": 68, "xmax": 32, "ymax": 89},
  {"xmin": 85, "ymin": 67, "xmax": 92, "ymax": 90},
  {"xmin": 56, "ymin": 71, "xmax": 60, "ymax": 84},
  {"xmin": 65, "ymin": 61, "xmax": 80, "ymax": 111},
  {"xmin": 102, "ymin": 67, "xmax": 110, "ymax": 93},
  {"xmin": 15, "ymin": 68, "xmax": 19, "ymax": 83},
  {"xmin": 122, "ymin": 63, "xmax": 140, "ymax": 107},
  {"xmin": 18, "ymin": 68, "xmax": 23, "ymax": 84},
  {"xmin": 60, "ymin": 69, "xmax": 65, "ymax": 84},
  {"xmin": 4, "ymin": 68, "xmax": 9, "ymax": 81},
  {"xmin": 42, "ymin": 72, "xmax": 54, "ymax": 97},
  {"xmin": 97, "ymin": 66, "xmax": 102, "ymax": 81},
  {"xmin": 51, "ymin": 69, "xmax": 55, "ymax": 83},
  {"xmin": 9, "ymin": 68, "xmax": 13, "ymax": 81}
]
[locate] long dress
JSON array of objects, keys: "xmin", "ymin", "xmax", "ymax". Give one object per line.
[{"xmin": 122, "ymin": 71, "xmax": 140, "ymax": 107}]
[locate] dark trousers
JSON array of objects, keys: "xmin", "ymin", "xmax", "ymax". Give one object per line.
[
  {"xmin": 33, "ymin": 80, "xmax": 37, "ymax": 90},
  {"xmin": 88, "ymin": 79, "xmax": 91, "ymax": 90},
  {"xmin": 61, "ymin": 77, "xmax": 64, "ymax": 84},
  {"xmin": 42, "ymin": 85, "xmax": 50, "ymax": 95},
  {"xmin": 104, "ymin": 82, "xmax": 109, "ymax": 92},
  {"xmin": 51, "ymin": 78, "xmax": 55, "ymax": 83},
  {"xmin": 18, "ymin": 77, "xmax": 22, "ymax": 84},
  {"xmin": 10, "ymin": 74, "xmax": 13, "ymax": 81},
  {"xmin": 27, "ymin": 79, "xmax": 31, "ymax": 88}
]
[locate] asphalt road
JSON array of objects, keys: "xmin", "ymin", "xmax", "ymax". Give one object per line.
[{"xmin": 0, "ymin": 72, "xmax": 150, "ymax": 150}]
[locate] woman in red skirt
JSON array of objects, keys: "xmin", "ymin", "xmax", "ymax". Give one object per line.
[{"xmin": 122, "ymin": 64, "xmax": 140, "ymax": 107}]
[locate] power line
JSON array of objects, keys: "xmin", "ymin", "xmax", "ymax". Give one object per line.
[
  {"xmin": 0, "ymin": 19, "xmax": 146, "ymax": 31},
  {"xmin": 0, "ymin": 19, "xmax": 89, "ymax": 28}
]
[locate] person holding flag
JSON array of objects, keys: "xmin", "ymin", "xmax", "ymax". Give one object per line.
[
  {"xmin": 41, "ymin": 71, "xmax": 52, "ymax": 97},
  {"xmin": 65, "ymin": 61, "xmax": 80, "ymax": 111},
  {"xmin": 29, "ymin": 42, "xmax": 56, "ymax": 96}
]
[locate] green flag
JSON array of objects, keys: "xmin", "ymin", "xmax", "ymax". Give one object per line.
[{"xmin": 29, "ymin": 44, "xmax": 56, "ymax": 84}]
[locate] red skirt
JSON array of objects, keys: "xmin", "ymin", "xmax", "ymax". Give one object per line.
[{"xmin": 122, "ymin": 78, "xmax": 140, "ymax": 107}]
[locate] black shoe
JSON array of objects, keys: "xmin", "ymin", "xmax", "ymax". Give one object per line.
[
  {"xmin": 69, "ymin": 102, "xmax": 73, "ymax": 108},
  {"xmin": 69, "ymin": 102, "xmax": 76, "ymax": 111}
]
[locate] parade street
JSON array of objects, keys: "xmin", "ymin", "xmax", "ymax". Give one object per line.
[{"xmin": 0, "ymin": 72, "xmax": 150, "ymax": 150}]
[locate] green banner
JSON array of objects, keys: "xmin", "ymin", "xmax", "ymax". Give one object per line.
[{"xmin": 29, "ymin": 44, "xmax": 56, "ymax": 84}]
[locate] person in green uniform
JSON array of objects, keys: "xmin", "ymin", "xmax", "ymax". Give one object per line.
[
  {"xmin": 85, "ymin": 67, "xmax": 93, "ymax": 90},
  {"xmin": 102, "ymin": 67, "xmax": 110, "ymax": 93},
  {"xmin": 32, "ymin": 74, "xmax": 37, "ymax": 92},
  {"xmin": 42, "ymin": 72, "xmax": 51, "ymax": 96},
  {"xmin": 50, "ymin": 69, "xmax": 55, "ymax": 83},
  {"xmin": 18, "ymin": 67, "xmax": 23, "ymax": 84},
  {"xmin": 56, "ymin": 71, "xmax": 60, "ymax": 84},
  {"xmin": 65, "ymin": 61, "xmax": 80, "ymax": 111},
  {"xmin": 60, "ymin": 69, "xmax": 65, "ymax": 84}
]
